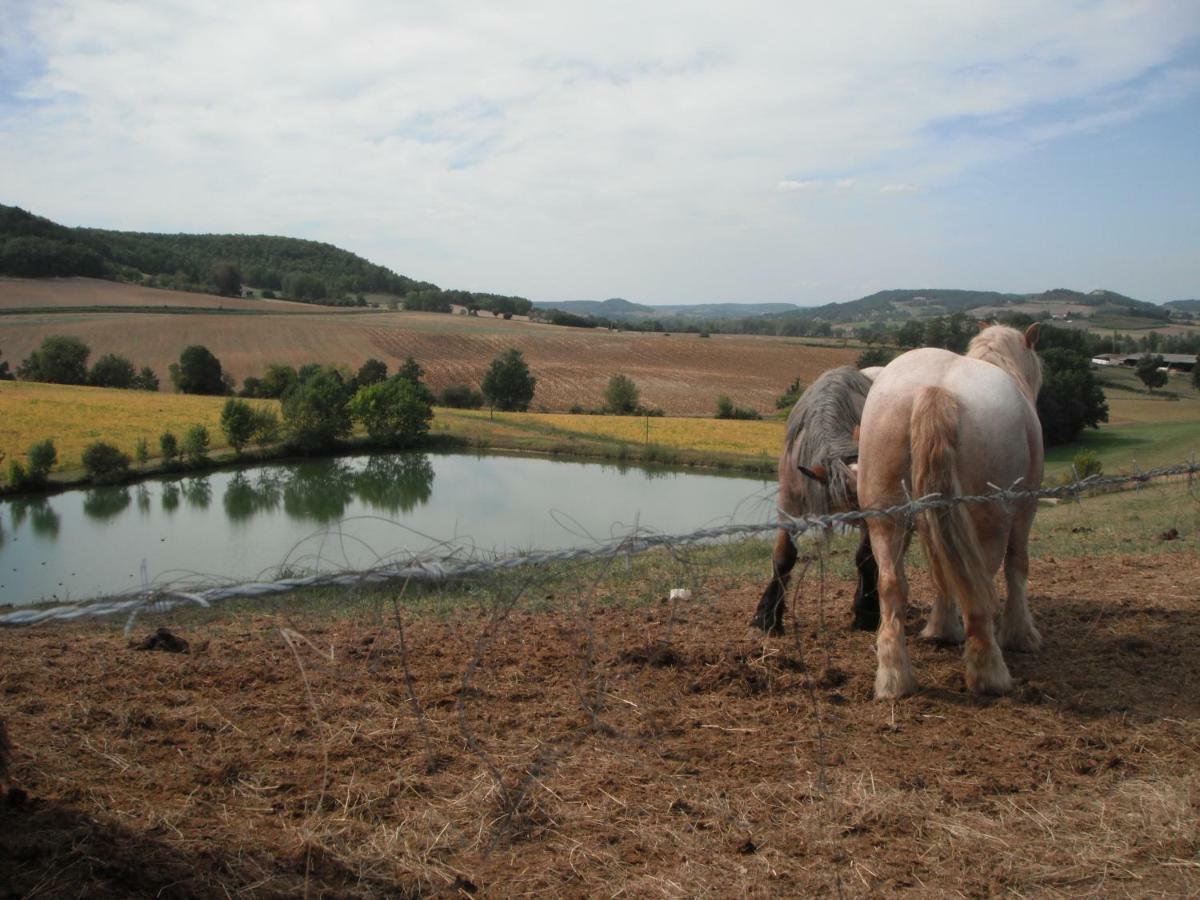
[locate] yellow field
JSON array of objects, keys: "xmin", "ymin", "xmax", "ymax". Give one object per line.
[
  {"xmin": 0, "ymin": 381, "xmax": 278, "ymax": 475},
  {"xmin": 441, "ymin": 409, "xmax": 785, "ymax": 457}
]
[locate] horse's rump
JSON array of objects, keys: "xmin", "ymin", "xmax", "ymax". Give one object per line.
[
  {"xmin": 781, "ymin": 366, "xmax": 872, "ymax": 517},
  {"xmin": 910, "ymin": 386, "xmax": 997, "ymax": 616}
]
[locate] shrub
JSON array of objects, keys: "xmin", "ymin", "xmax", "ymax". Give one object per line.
[
  {"xmin": 159, "ymin": 431, "xmax": 179, "ymax": 465},
  {"xmin": 776, "ymin": 377, "xmax": 804, "ymax": 410},
  {"xmin": 249, "ymin": 408, "xmax": 281, "ymax": 446},
  {"xmin": 181, "ymin": 424, "xmax": 210, "ymax": 463},
  {"xmin": 7, "ymin": 460, "xmax": 27, "ymax": 488},
  {"xmin": 604, "ymin": 374, "xmax": 640, "ymax": 415},
  {"xmin": 135, "ymin": 437, "xmax": 150, "ymax": 468},
  {"xmin": 82, "ymin": 441, "xmax": 130, "ymax": 483},
  {"xmin": 26, "ymin": 438, "xmax": 56, "ymax": 483},
  {"xmin": 715, "ymin": 395, "xmax": 761, "ymax": 420},
  {"xmin": 440, "ymin": 383, "xmax": 485, "ymax": 409},
  {"xmin": 1072, "ymin": 449, "xmax": 1103, "ymax": 479}
]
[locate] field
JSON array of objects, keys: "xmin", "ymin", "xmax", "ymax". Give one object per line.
[
  {"xmin": 0, "ymin": 278, "xmax": 856, "ymax": 417},
  {"xmin": 1, "ymin": 484, "xmax": 1198, "ymax": 896},
  {"xmin": 0, "ymin": 381, "xmax": 277, "ymax": 474}
]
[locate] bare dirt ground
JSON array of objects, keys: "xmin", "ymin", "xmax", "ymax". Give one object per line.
[
  {"xmin": 0, "ymin": 279, "xmax": 856, "ymax": 415},
  {"xmin": 2, "ymin": 552, "xmax": 1198, "ymax": 897}
]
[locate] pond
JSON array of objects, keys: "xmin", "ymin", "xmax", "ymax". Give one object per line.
[{"xmin": 0, "ymin": 452, "xmax": 775, "ymax": 606}]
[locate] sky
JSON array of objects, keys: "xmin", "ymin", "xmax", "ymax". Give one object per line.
[{"xmin": 1, "ymin": 1, "xmax": 1198, "ymax": 305}]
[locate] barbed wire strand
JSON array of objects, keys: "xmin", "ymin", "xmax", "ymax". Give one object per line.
[{"xmin": 1, "ymin": 460, "xmax": 1196, "ymax": 630}]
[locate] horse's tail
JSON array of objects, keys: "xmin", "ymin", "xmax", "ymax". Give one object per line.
[{"xmin": 910, "ymin": 387, "xmax": 997, "ymax": 617}]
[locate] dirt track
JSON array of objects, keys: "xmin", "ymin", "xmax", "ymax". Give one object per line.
[{"xmin": 1, "ymin": 552, "xmax": 1198, "ymax": 897}]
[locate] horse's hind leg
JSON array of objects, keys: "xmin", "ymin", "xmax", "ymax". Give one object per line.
[
  {"xmin": 920, "ymin": 593, "xmax": 964, "ymax": 645},
  {"xmin": 869, "ymin": 517, "xmax": 917, "ymax": 699},
  {"xmin": 961, "ymin": 521, "xmax": 1012, "ymax": 695},
  {"xmin": 850, "ymin": 528, "xmax": 880, "ymax": 631},
  {"xmin": 998, "ymin": 507, "xmax": 1041, "ymax": 653},
  {"xmin": 751, "ymin": 529, "xmax": 796, "ymax": 635}
]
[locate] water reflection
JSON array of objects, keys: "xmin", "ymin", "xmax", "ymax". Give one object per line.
[
  {"xmin": 136, "ymin": 484, "xmax": 152, "ymax": 514},
  {"xmin": 83, "ymin": 486, "xmax": 131, "ymax": 520},
  {"xmin": 8, "ymin": 497, "xmax": 61, "ymax": 538},
  {"xmin": 162, "ymin": 483, "xmax": 180, "ymax": 512},
  {"xmin": 182, "ymin": 477, "xmax": 212, "ymax": 510},
  {"xmin": 354, "ymin": 454, "xmax": 434, "ymax": 514}
]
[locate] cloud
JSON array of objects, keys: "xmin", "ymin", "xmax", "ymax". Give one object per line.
[
  {"xmin": 0, "ymin": 1, "xmax": 1197, "ymax": 303},
  {"xmin": 880, "ymin": 184, "xmax": 918, "ymax": 193}
]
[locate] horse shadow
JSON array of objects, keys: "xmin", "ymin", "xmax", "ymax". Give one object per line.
[{"xmin": 913, "ymin": 592, "xmax": 1200, "ymax": 722}]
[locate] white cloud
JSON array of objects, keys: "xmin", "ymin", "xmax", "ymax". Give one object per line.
[
  {"xmin": 0, "ymin": 0, "xmax": 1197, "ymax": 303},
  {"xmin": 881, "ymin": 184, "xmax": 918, "ymax": 194}
]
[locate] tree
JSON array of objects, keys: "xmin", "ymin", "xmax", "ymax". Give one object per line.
[
  {"xmin": 1192, "ymin": 361, "xmax": 1200, "ymax": 392},
  {"xmin": 220, "ymin": 398, "xmax": 257, "ymax": 455},
  {"xmin": 356, "ymin": 358, "xmax": 388, "ymax": 387},
  {"xmin": 181, "ymin": 424, "xmax": 210, "ymax": 463},
  {"xmin": 1135, "ymin": 354, "xmax": 1168, "ymax": 392},
  {"xmin": 1036, "ymin": 347, "xmax": 1109, "ymax": 446},
  {"xmin": 260, "ymin": 363, "xmax": 299, "ymax": 398},
  {"xmin": 17, "ymin": 335, "xmax": 90, "ymax": 384},
  {"xmin": 135, "ymin": 438, "xmax": 150, "ymax": 468},
  {"xmin": 134, "ymin": 366, "xmax": 160, "ymax": 391},
  {"xmin": 212, "ymin": 261, "xmax": 242, "ymax": 297},
  {"xmin": 604, "ymin": 374, "xmax": 640, "ymax": 415},
  {"xmin": 349, "ymin": 376, "xmax": 433, "ymax": 446},
  {"xmin": 88, "ymin": 353, "xmax": 137, "ymax": 388},
  {"xmin": 169, "ymin": 345, "xmax": 226, "ymax": 395},
  {"xmin": 481, "ymin": 348, "xmax": 536, "ymax": 411},
  {"xmin": 282, "ymin": 368, "xmax": 353, "ymax": 452},
  {"xmin": 395, "ymin": 356, "xmax": 436, "ymax": 405},
  {"xmin": 0, "ymin": 347, "xmax": 12, "ymax": 380},
  {"xmin": 896, "ymin": 320, "xmax": 925, "ymax": 348},
  {"xmin": 856, "ymin": 348, "xmax": 894, "ymax": 369}
]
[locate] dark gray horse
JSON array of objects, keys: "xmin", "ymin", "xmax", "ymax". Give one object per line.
[{"xmin": 751, "ymin": 365, "xmax": 880, "ymax": 634}]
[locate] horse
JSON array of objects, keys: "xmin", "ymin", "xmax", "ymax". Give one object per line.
[
  {"xmin": 751, "ymin": 365, "xmax": 882, "ymax": 635},
  {"xmin": 856, "ymin": 323, "xmax": 1044, "ymax": 699}
]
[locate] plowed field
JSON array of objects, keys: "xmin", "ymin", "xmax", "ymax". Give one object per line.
[
  {"xmin": 1, "ymin": 551, "xmax": 1198, "ymax": 897},
  {"xmin": 0, "ymin": 279, "xmax": 855, "ymax": 415}
]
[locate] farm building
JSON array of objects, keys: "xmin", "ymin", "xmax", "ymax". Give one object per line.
[{"xmin": 1094, "ymin": 353, "xmax": 1198, "ymax": 373}]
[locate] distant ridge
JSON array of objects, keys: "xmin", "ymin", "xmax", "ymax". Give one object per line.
[{"xmin": 533, "ymin": 298, "xmax": 800, "ymax": 320}]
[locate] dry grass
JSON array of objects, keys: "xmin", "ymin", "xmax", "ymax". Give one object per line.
[{"xmin": 1, "ymin": 545, "xmax": 1198, "ymax": 896}]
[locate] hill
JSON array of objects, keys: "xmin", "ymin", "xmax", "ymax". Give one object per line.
[
  {"xmin": 0, "ymin": 204, "xmax": 532, "ymax": 315},
  {"xmin": 533, "ymin": 298, "xmax": 799, "ymax": 320}
]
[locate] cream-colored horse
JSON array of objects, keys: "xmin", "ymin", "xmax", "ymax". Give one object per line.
[{"xmin": 856, "ymin": 324, "xmax": 1043, "ymax": 699}]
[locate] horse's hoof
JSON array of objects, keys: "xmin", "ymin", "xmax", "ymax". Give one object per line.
[
  {"xmin": 999, "ymin": 626, "xmax": 1042, "ymax": 654},
  {"xmin": 920, "ymin": 621, "xmax": 965, "ymax": 645},
  {"xmin": 851, "ymin": 613, "xmax": 879, "ymax": 632},
  {"xmin": 874, "ymin": 665, "xmax": 918, "ymax": 700},
  {"xmin": 748, "ymin": 617, "xmax": 784, "ymax": 637},
  {"xmin": 964, "ymin": 643, "xmax": 1013, "ymax": 695}
]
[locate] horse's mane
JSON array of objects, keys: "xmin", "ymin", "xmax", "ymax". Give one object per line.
[
  {"xmin": 785, "ymin": 366, "xmax": 872, "ymax": 514},
  {"xmin": 966, "ymin": 326, "xmax": 1042, "ymax": 403}
]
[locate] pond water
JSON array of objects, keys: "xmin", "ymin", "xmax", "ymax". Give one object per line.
[{"xmin": 0, "ymin": 452, "xmax": 774, "ymax": 606}]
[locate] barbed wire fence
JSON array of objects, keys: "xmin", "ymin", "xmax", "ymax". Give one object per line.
[{"xmin": 2, "ymin": 459, "xmax": 1195, "ymax": 630}]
